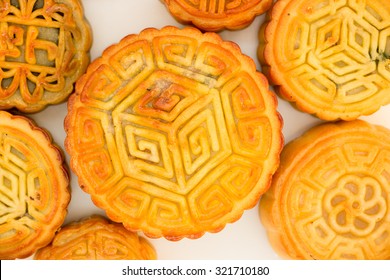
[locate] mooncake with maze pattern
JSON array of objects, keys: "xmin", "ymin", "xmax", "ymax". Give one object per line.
[
  {"xmin": 0, "ymin": 110, "xmax": 70, "ymax": 259},
  {"xmin": 162, "ymin": 0, "xmax": 273, "ymax": 31},
  {"xmin": 0, "ymin": 0, "xmax": 91, "ymax": 113},
  {"xmin": 65, "ymin": 26, "xmax": 283, "ymax": 240},
  {"xmin": 260, "ymin": 120, "xmax": 390, "ymax": 260},
  {"xmin": 258, "ymin": 0, "xmax": 390, "ymax": 120},
  {"xmin": 34, "ymin": 215, "xmax": 156, "ymax": 260}
]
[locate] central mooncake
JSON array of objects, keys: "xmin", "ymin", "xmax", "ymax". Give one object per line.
[{"xmin": 65, "ymin": 26, "xmax": 283, "ymax": 240}]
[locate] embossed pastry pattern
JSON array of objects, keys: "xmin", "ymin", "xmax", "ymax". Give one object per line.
[
  {"xmin": 0, "ymin": 0, "xmax": 91, "ymax": 112},
  {"xmin": 163, "ymin": 0, "xmax": 272, "ymax": 31},
  {"xmin": 34, "ymin": 215, "xmax": 157, "ymax": 260},
  {"xmin": 65, "ymin": 26, "xmax": 283, "ymax": 240},
  {"xmin": 259, "ymin": 0, "xmax": 390, "ymax": 120},
  {"xmin": 260, "ymin": 121, "xmax": 390, "ymax": 259},
  {"xmin": 0, "ymin": 110, "xmax": 70, "ymax": 259}
]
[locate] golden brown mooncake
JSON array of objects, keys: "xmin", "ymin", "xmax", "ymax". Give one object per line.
[
  {"xmin": 65, "ymin": 26, "xmax": 283, "ymax": 240},
  {"xmin": 34, "ymin": 215, "xmax": 157, "ymax": 260},
  {"xmin": 260, "ymin": 120, "xmax": 390, "ymax": 260},
  {"xmin": 162, "ymin": 0, "xmax": 273, "ymax": 31},
  {"xmin": 0, "ymin": 110, "xmax": 70, "ymax": 259},
  {"xmin": 0, "ymin": 0, "xmax": 91, "ymax": 113},
  {"xmin": 258, "ymin": 0, "xmax": 390, "ymax": 121}
]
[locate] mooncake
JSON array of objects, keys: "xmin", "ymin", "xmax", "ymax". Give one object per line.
[
  {"xmin": 65, "ymin": 26, "xmax": 283, "ymax": 240},
  {"xmin": 260, "ymin": 120, "xmax": 390, "ymax": 260},
  {"xmin": 258, "ymin": 0, "xmax": 390, "ymax": 120},
  {"xmin": 0, "ymin": 0, "xmax": 91, "ymax": 113},
  {"xmin": 34, "ymin": 215, "xmax": 156, "ymax": 260},
  {"xmin": 162, "ymin": 0, "xmax": 273, "ymax": 31},
  {"xmin": 0, "ymin": 110, "xmax": 70, "ymax": 259}
]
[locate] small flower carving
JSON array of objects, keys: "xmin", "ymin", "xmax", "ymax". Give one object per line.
[{"xmin": 324, "ymin": 175, "xmax": 387, "ymax": 237}]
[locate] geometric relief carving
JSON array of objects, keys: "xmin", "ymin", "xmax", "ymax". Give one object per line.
[
  {"xmin": 261, "ymin": 0, "xmax": 390, "ymax": 120},
  {"xmin": 66, "ymin": 26, "xmax": 282, "ymax": 239},
  {"xmin": 0, "ymin": 111, "xmax": 69, "ymax": 259},
  {"xmin": 260, "ymin": 121, "xmax": 390, "ymax": 259}
]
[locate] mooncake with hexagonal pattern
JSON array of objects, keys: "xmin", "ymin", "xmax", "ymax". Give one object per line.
[
  {"xmin": 162, "ymin": 0, "xmax": 272, "ymax": 31},
  {"xmin": 34, "ymin": 215, "xmax": 157, "ymax": 260},
  {"xmin": 0, "ymin": 110, "xmax": 70, "ymax": 259},
  {"xmin": 258, "ymin": 0, "xmax": 390, "ymax": 120},
  {"xmin": 0, "ymin": 0, "xmax": 91, "ymax": 113},
  {"xmin": 65, "ymin": 26, "xmax": 283, "ymax": 240},
  {"xmin": 260, "ymin": 120, "xmax": 390, "ymax": 260}
]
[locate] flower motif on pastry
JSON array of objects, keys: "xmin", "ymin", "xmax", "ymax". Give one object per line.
[{"xmin": 324, "ymin": 175, "xmax": 386, "ymax": 237}]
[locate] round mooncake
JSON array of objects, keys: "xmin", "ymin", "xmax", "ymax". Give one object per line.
[
  {"xmin": 65, "ymin": 26, "xmax": 283, "ymax": 240},
  {"xmin": 0, "ymin": 110, "xmax": 70, "ymax": 259},
  {"xmin": 162, "ymin": 0, "xmax": 273, "ymax": 31},
  {"xmin": 258, "ymin": 0, "xmax": 390, "ymax": 120},
  {"xmin": 0, "ymin": 0, "xmax": 91, "ymax": 113},
  {"xmin": 34, "ymin": 215, "xmax": 157, "ymax": 260},
  {"xmin": 260, "ymin": 120, "xmax": 390, "ymax": 260}
]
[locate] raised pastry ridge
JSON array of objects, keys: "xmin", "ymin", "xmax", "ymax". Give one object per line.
[
  {"xmin": 163, "ymin": 0, "xmax": 272, "ymax": 31},
  {"xmin": 34, "ymin": 215, "xmax": 156, "ymax": 260},
  {"xmin": 0, "ymin": 0, "xmax": 91, "ymax": 112},
  {"xmin": 259, "ymin": 0, "xmax": 390, "ymax": 120},
  {"xmin": 0, "ymin": 110, "xmax": 70, "ymax": 259},
  {"xmin": 65, "ymin": 26, "xmax": 283, "ymax": 240},
  {"xmin": 260, "ymin": 120, "xmax": 390, "ymax": 260}
]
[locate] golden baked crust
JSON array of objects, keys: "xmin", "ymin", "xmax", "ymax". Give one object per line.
[
  {"xmin": 162, "ymin": 0, "xmax": 272, "ymax": 31},
  {"xmin": 65, "ymin": 26, "xmax": 283, "ymax": 240},
  {"xmin": 0, "ymin": 110, "xmax": 70, "ymax": 259},
  {"xmin": 0, "ymin": 0, "xmax": 91, "ymax": 113},
  {"xmin": 260, "ymin": 120, "xmax": 390, "ymax": 260},
  {"xmin": 258, "ymin": 0, "xmax": 390, "ymax": 120},
  {"xmin": 34, "ymin": 215, "xmax": 156, "ymax": 260}
]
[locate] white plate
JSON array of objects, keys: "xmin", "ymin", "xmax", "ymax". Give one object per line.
[{"xmin": 27, "ymin": 0, "xmax": 390, "ymax": 260}]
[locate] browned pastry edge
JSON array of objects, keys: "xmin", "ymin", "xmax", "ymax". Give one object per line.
[
  {"xmin": 34, "ymin": 215, "xmax": 157, "ymax": 260},
  {"xmin": 0, "ymin": 110, "xmax": 70, "ymax": 259},
  {"xmin": 64, "ymin": 25, "xmax": 284, "ymax": 240},
  {"xmin": 163, "ymin": 0, "xmax": 273, "ymax": 32},
  {"xmin": 0, "ymin": 0, "xmax": 92, "ymax": 113},
  {"xmin": 257, "ymin": 0, "xmax": 390, "ymax": 121},
  {"xmin": 260, "ymin": 120, "xmax": 390, "ymax": 259}
]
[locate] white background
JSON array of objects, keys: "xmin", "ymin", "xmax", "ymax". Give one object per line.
[{"xmin": 24, "ymin": 0, "xmax": 390, "ymax": 260}]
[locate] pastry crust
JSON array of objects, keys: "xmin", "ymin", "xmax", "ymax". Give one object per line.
[
  {"xmin": 260, "ymin": 120, "xmax": 390, "ymax": 260},
  {"xmin": 162, "ymin": 0, "xmax": 272, "ymax": 31},
  {"xmin": 65, "ymin": 26, "xmax": 283, "ymax": 240},
  {"xmin": 258, "ymin": 0, "xmax": 390, "ymax": 120},
  {"xmin": 34, "ymin": 215, "xmax": 156, "ymax": 260},
  {"xmin": 0, "ymin": 0, "xmax": 91, "ymax": 113},
  {"xmin": 0, "ymin": 110, "xmax": 70, "ymax": 259}
]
